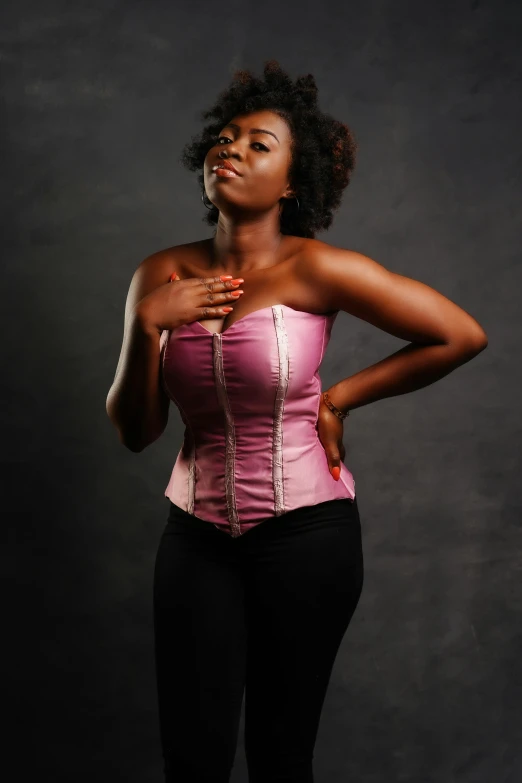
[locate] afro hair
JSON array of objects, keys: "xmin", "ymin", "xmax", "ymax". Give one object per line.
[{"xmin": 179, "ymin": 59, "xmax": 358, "ymax": 239}]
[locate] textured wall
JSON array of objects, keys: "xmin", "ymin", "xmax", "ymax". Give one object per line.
[{"xmin": 3, "ymin": 1, "xmax": 521, "ymax": 781}]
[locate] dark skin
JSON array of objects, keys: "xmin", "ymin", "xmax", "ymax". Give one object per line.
[{"xmin": 107, "ymin": 109, "xmax": 488, "ymax": 478}]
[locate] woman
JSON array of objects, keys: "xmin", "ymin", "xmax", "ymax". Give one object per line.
[{"xmin": 106, "ymin": 60, "xmax": 487, "ymax": 783}]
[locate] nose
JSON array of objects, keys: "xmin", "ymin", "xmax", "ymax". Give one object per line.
[{"xmin": 219, "ymin": 140, "xmax": 242, "ymax": 159}]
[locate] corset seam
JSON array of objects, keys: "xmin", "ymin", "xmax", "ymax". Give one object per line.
[
  {"xmin": 272, "ymin": 305, "xmax": 290, "ymax": 516},
  {"xmin": 213, "ymin": 333, "xmax": 241, "ymax": 537}
]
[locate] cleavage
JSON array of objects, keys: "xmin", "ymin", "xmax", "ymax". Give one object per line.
[{"xmin": 197, "ymin": 299, "xmax": 273, "ymax": 335}]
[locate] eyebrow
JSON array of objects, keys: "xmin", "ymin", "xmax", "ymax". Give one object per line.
[{"xmin": 222, "ymin": 122, "xmax": 280, "ymax": 144}]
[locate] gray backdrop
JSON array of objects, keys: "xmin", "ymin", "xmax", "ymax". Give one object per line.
[{"xmin": 3, "ymin": 1, "xmax": 521, "ymax": 781}]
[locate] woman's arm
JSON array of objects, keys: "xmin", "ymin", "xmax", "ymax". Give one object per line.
[
  {"xmin": 306, "ymin": 245, "xmax": 488, "ymax": 414},
  {"xmin": 106, "ymin": 252, "xmax": 174, "ymax": 452}
]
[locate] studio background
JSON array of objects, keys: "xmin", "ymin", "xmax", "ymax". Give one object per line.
[{"xmin": 3, "ymin": 1, "xmax": 520, "ymax": 781}]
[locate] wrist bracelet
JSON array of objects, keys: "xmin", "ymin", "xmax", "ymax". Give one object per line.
[{"xmin": 322, "ymin": 392, "xmax": 349, "ymax": 420}]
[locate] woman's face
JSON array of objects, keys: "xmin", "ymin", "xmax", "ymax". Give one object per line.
[{"xmin": 203, "ymin": 109, "xmax": 294, "ymax": 215}]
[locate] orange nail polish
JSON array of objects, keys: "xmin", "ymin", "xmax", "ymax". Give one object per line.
[{"xmin": 332, "ymin": 466, "xmax": 340, "ymax": 481}]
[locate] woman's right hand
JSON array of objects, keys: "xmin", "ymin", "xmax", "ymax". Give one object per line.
[{"xmin": 134, "ymin": 272, "xmax": 244, "ymax": 334}]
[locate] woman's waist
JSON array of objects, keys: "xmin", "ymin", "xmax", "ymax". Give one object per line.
[
  {"xmin": 185, "ymin": 427, "xmax": 327, "ymax": 460},
  {"xmin": 177, "ymin": 433, "xmax": 353, "ymax": 487},
  {"xmin": 185, "ymin": 413, "xmax": 320, "ymax": 448}
]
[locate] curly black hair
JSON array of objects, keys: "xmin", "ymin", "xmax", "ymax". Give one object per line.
[{"xmin": 179, "ymin": 59, "xmax": 358, "ymax": 239}]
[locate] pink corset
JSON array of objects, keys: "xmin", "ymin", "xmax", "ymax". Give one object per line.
[{"xmin": 160, "ymin": 304, "xmax": 355, "ymax": 537}]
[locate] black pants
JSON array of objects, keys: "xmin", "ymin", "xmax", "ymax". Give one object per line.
[{"xmin": 153, "ymin": 496, "xmax": 364, "ymax": 783}]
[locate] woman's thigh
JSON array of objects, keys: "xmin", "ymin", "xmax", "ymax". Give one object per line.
[
  {"xmin": 241, "ymin": 498, "xmax": 364, "ymax": 781},
  {"xmin": 153, "ymin": 505, "xmax": 248, "ymax": 782}
]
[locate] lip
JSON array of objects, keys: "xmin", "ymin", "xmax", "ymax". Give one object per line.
[
  {"xmin": 214, "ymin": 168, "xmax": 239, "ymax": 178},
  {"xmin": 212, "ymin": 160, "xmax": 242, "ymax": 176}
]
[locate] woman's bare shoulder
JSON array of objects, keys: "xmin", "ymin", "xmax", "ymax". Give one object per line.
[
  {"xmin": 289, "ymin": 237, "xmax": 355, "ymax": 311},
  {"xmin": 124, "ymin": 239, "xmax": 209, "ymax": 312}
]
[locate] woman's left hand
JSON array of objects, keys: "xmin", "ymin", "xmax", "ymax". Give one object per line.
[{"xmin": 316, "ymin": 396, "xmax": 346, "ymax": 481}]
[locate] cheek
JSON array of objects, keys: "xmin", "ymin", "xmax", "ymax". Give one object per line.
[{"xmin": 249, "ymin": 167, "xmax": 287, "ymax": 201}]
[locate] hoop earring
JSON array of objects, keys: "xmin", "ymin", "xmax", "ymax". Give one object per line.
[{"xmin": 201, "ymin": 191, "xmax": 214, "ymax": 210}]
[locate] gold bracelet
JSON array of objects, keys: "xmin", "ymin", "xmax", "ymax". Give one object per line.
[{"xmin": 322, "ymin": 392, "xmax": 349, "ymax": 420}]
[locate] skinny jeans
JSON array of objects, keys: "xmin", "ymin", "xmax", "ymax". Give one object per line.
[{"xmin": 153, "ymin": 496, "xmax": 364, "ymax": 783}]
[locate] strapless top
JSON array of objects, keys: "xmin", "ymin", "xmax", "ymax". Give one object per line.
[{"xmin": 159, "ymin": 304, "xmax": 355, "ymax": 537}]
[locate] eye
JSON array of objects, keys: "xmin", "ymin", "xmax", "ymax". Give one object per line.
[{"xmin": 217, "ymin": 137, "xmax": 268, "ymax": 151}]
